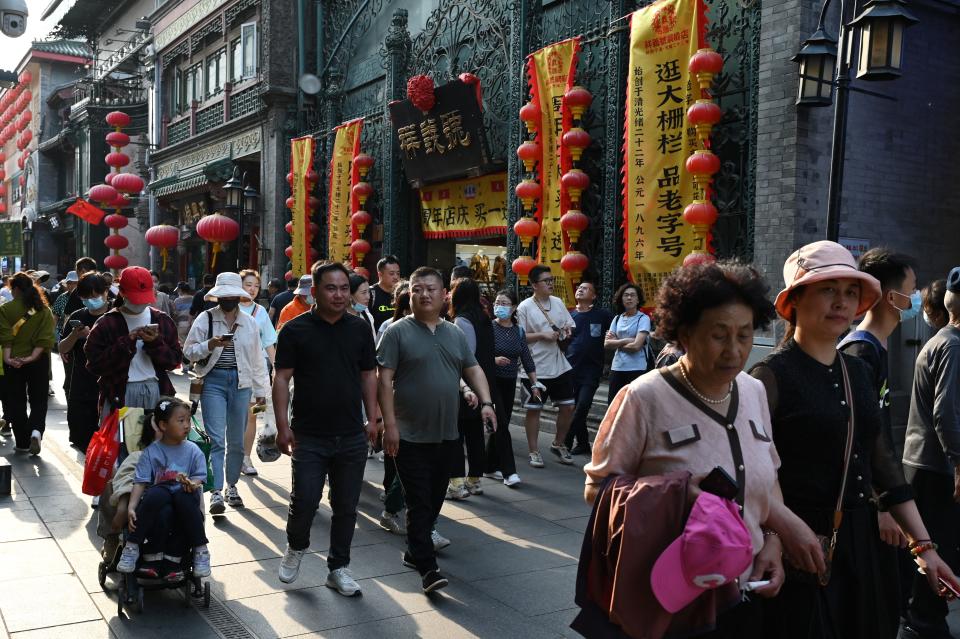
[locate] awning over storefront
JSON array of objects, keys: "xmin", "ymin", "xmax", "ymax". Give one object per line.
[{"xmin": 150, "ymin": 173, "xmax": 208, "ymax": 198}]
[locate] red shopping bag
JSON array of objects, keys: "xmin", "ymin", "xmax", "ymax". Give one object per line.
[{"xmin": 82, "ymin": 410, "xmax": 121, "ymax": 496}]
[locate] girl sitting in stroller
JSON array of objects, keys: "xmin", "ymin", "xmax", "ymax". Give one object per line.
[{"xmin": 117, "ymin": 397, "xmax": 211, "ymax": 577}]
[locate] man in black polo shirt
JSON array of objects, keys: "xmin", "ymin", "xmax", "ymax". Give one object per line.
[
  {"xmin": 272, "ymin": 261, "xmax": 379, "ymax": 597},
  {"xmin": 190, "ymin": 273, "xmax": 217, "ymax": 318},
  {"xmin": 369, "ymin": 255, "xmax": 401, "ymax": 330}
]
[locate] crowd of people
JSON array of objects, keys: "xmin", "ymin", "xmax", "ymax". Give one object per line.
[{"xmin": 2, "ymin": 239, "xmax": 960, "ymax": 638}]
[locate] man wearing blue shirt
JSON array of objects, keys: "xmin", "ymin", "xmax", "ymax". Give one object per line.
[{"xmin": 564, "ymin": 281, "xmax": 611, "ymax": 456}]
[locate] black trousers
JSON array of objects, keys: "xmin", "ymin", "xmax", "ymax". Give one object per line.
[
  {"xmin": 66, "ymin": 396, "xmax": 99, "ymax": 452},
  {"xmin": 486, "ymin": 376, "xmax": 518, "ymax": 476},
  {"xmin": 6, "ymin": 355, "xmax": 50, "ymax": 449},
  {"xmin": 904, "ymin": 467, "xmax": 960, "ymax": 637},
  {"xmin": 450, "ymin": 400, "xmax": 486, "ymax": 479},
  {"xmin": 607, "ymin": 369, "xmax": 643, "ymax": 404},
  {"xmin": 395, "ymin": 439, "xmax": 458, "ymax": 575},
  {"xmin": 129, "ymin": 486, "xmax": 207, "ymax": 549},
  {"xmin": 565, "ymin": 381, "xmax": 599, "ymax": 449}
]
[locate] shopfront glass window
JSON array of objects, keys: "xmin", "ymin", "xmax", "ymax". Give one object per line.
[{"xmin": 241, "ymin": 22, "xmax": 257, "ymax": 79}]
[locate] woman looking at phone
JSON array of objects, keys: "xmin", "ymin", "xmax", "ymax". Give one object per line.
[
  {"xmin": 184, "ymin": 272, "xmax": 269, "ymax": 515},
  {"xmin": 584, "ymin": 261, "xmax": 820, "ymax": 636}
]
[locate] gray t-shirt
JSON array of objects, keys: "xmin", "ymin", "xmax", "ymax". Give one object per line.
[
  {"xmin": 134, "ymin": 440, "xmax": 207, "ymax": 491},
  {"xmin": 376, "ymin": 316, "xmax": 478, "ymax": 443},
  {"xmin": 903, "ymin": 325, "xmax": 960, "ymax": 476}
]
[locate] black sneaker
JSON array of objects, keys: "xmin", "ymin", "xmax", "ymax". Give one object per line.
[
  {"xmin": 569, "ymin": 443, "xmax": 592, "ymax": 456},
  {"xmin": 421, "ymin": 570, "xmax": 448, "ymax": 594},
  {"xmin": 401, "ymin": 552, "xmax": 417, "ymax": 569}
]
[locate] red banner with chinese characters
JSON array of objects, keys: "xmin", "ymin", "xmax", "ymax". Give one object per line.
[
  {"xmin": 289, "ymin": 136, "xmax": 315, "ymax": 278},
  {"xmin": 327, "ymin": 119, "xmax": 363, "ymax": 265},
  {"xmin": 622, "ymin": 0, "xmax": 706, "ymax": 302},
  {"xmin": 419, "ymin": 172, "xmax": 508, "ymax": 239},
  {"xmin": 528, "ymin": 38, "xmax": 580, "ymax": 307}
]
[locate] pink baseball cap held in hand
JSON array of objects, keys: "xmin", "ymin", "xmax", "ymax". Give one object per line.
[{"xmin": 650, "ymin": 492, "xmax": 753, "ymax": 614}]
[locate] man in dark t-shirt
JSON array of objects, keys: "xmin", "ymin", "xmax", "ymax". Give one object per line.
[
  {"xmin": 269, "ymin": 277, "xmax": 297, "ymax": 327},
  {"xmin": 369, "ymin": 255, "xmax": 401, "ymax": 330},
  {"xmin": 190, "ymin": 273, "xmax": 217, "ymax": 318},
  {"xmin": 564, "ymin": 281, "xmax": 612, "ymax": 455},
  {"xmin": 273, "ymin": 262, "xmax": 378, "ymax": 596}
]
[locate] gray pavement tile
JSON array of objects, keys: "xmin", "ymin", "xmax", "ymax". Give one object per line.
[
  {"xmin": 0, "ymin": 508, "xmax": 51, "ymax": 543},
  {"xmin": 66, "ymin": 548, "xmax": 110, "ymax": 593},
  {"xmin": 295, "ymin": 609, "xmax": 563, "ymax": 638},
  {"xmin": 88, "ymin": 591, "xmax": 220, "ymax": 639},
  {"xmin": 0, "ymin": 574, "xmax": 100, "ymax": 632},
  {"xmin": 207, "ymin": 528, "xmax": 284, "ymax": 566},
  {"xmin": 531, "ymin": 607, "xmax": 582, "ymax": 639},
  {"xmin": 44, "ymin": 517, "xmax": 102, "ymax": 553},
  {"xmin": 15, "ymin": 474, "xmax": 83, "ymax": 498},
  {"xmin": 224, "ymin": 572, "xmax": 437, "ymax": 638},
  {"xmin": 0, "ymin": 482, "xmax": 38, "ymax": 511},
  {"xmin": 10, "ymin": 619, "xmax": 113, "ymax": 639},
  {"xmin": 439, "ymin": 512, "xmax": 571, "ymax": 549},
  {"xmin": 439, "ymin": 532, "xmax": 582, "ymax": 582},
  {"xmin": 472, "ymin": 565, "xmax": 579, "ymax": 616},
  {"xmin": 435, "ymin": 497, "xmax": 523, "ymax": 523},
  {"xmin": 507, "ymin": 495, "xmax": 592, "ymax": 522},
  {"xmin": 29, "ymin": 494, "xmax": 96, "ymax": 523},
  {"xmin": 338, "ymin": 541, "xmax": 416, "ymax": 581},
  {"xmin": 210, "ymin": 552, "xmax": 331, "ymax": 600},
  {"xmin": 553, "ymin": 516, "xmax": 589, "ymax": 533},
  {"xmin": 4, "ymin": 452, "xmax": 71, "ymax": 477},
  {"xmin": 0, "ymin": 538, "xmax": 73, "ymax": 583}
]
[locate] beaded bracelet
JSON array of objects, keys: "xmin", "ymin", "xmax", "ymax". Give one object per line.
[
  {"xmin": 909, "ymin": 541, "xmax": 938, "ymax": 557},
  {"xmin": 762, "ymin": 529, "xmax": 779, "ymax": 537}
]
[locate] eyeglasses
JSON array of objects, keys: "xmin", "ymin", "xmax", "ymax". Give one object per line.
[{"xmin": 536, "ymin": 277, "xmax": 555, "ymax": 284}]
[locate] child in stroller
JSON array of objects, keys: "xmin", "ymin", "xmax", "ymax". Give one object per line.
[{"xmin": 116, "ymin": 397, "xmax": 212, "ymax": 578}]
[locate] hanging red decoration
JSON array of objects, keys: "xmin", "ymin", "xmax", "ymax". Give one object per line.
[
  {"xmin": 564, "ymin": 86, "xmax": 593, "ymax": 121},
  {"xmin": 308, "ymin": 196, "xmax": 321, "ymax": 211},
  {"xmin": 0, "ymin": 184, "xmax": 5, "ymax": 197},
  {"xmin": 306, "ymin": 170, "xmax": 319, "ymax": 184},
  {"xmin": 353, "ymin": 266, "xmax": 370, "ymax": 280},
  {"xmin": 352, "ymin": 182, "xmax": 373, "ymax": 207},
  {"xmin": 406, "ymin": 75, "xmax": 436, "ymax": 113},
  {"xmin": 513, "ymin": 217, "xmax": 541, "ymax": 249},
  {"xmin": 560, "ymin": 169, "xmax": 590, "ymax": 204},
  {"xmin": 353, "ymin": 153, "xmax": 374, "ymax": 179},
  {"xmin": 685, "ymin": 149, "xmax": 721, "ymax": 192},
  {"xmin": 458, "ymin": 72, "xmax": 483, "ymax": 109},
  {"xmin": 89, "ymin": 184, "xmax": 118, "ymax": 204},
  {"xmin": 0, "ymin": 203, "xmax": 5, "ymax": 214},
  {"xmin": 511, "ymin": 255, "xmax": 537, "ymax": 285},
  {"xmin": 560, "ymin": 210, "xmax": 589, "ymax": 244},
  {"xmin": 516, "ymin": 142, "xmax": 540, "ymax": 173},
  {"xmin": 103, "ymin": 254, "xmax": 128, "ymax": 270},
  {"xmin": 104, "ymin": 234, "xmax": 129, "ymax": 250},
  {"xmin": 111, "ymin": 172, "xmax": 144, "ymax": 194},
  {"xmin": 105, "ymin": 111, "xmax": 132, "ymax": 128},
  {"xmin": 106, "ymin": 131, "xmax": 130, "ymax": 147},
  {"xmin": 104, "ymin": 173, "xmax": 115, "ymax": 185},
  {"xmin": 686, "ymin": 100, "xmax": 722, "ymax": 143},
  {"xmin": 689, "ymin": 48, "xmax": 724, "ymax": 92},
  {"xmin": 560, "ymin": 251, "xmax": 589, "ymax": 282},
  {"xmin": 105, "ymin": 152, "xmax": 130, "ymax": 168},
  {"xmin": 562, "ymin": 128, "xmax": 591, "ymax": 163},
  {"xmin": 350, "ymin": 238, "xmax": 371, "ymax": 263},
  {"xmin": 519, "ymin": 101, "xmax": 540, "ymax": 135},
  {"xmin": 514, "ymin": 179, "xmax": 541, "ymax": 211},
  {"xmin": 18, "ymin": 71, "xmax": 31, "ymax": 84},
  {"xmin": 18, "ymin": 175, "xmax": 25, "ymax": 187},
  {"xmin": 196, "ymin": 213, "xmax": 240, "ymax": 268},
  {"xmin": 145, "ymin": 224, "xmax": 179, "ymax": 271},
  {"xmin": 351, "ymin": 210, "xmax": 372, "ymax": 235},
  {"xmin": 104, "ymin": 214, "xmax": 128, "ymax": 229}
]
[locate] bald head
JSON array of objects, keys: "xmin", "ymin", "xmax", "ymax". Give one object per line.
[{"xmin": 945, "ymin": 290, "xmax": 960, "ymax": 321}]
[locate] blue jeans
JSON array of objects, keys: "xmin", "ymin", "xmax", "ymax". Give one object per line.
[
  {"xmin": 286, "ymin": 430, "xmax": 368, "ymax": 570},
  {"xmin": 200, "ymin": 368, "xmax": 252, "ymax": 491}
]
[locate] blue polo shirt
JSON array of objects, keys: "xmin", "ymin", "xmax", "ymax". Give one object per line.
[{"xmin": 566, "ymin": 307, "xmax": 612, "ymax": 385}]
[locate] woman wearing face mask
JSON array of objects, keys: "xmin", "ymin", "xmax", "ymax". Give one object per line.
[
  {"xmin": 237, "ymin": 269, "xmax": 277, "ymax": 477},
  {"xmin": 921, "ymin": 279, "xmax": 948, "ymax": 331},
  {"xmin": 85, "ymin": 266, "xmax": 182, "ymax": 417},
  {"xmin": 183, "ymin": 272, "xmax": 269, "ymax": 515},
  {"xmin": 58, "ymin": 273, "xmax": 110, "ymax": 452},
  {"xmin": 347, "ymin": 273, "xmax": 376, "ymax": 338},
  {"xmin": 488, "ymin": 289, "xmax": 538, "ymax": 487}
]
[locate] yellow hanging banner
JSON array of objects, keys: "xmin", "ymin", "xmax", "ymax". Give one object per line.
[
  {"xmin": 622, "ymin": 0, "xmax": 705, "ymax": 302},
  {"xmin": 327, "ymin": 119, "xmax": 363, "ymax": 265},
  {"xmin": 528, "ymin": 38, "xmax": 580, "ymax": 307},
  {"xmin": 418, "ymin": 172, "xmax": 509, "ymax": 239},
  {"xmin": 289, "ymin": 136, "xmax": 314, "ymax": 278}
]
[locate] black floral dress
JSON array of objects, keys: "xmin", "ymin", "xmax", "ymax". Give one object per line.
[{"xmin": 750, "ymin": 339, "xmax": 912, "ymax": 639}]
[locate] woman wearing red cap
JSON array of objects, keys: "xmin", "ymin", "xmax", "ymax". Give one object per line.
[
  {"xmin": 85, "ymin": 266, "xmax": 182, "ymax": 414},
  {"xmin": 751, "ymin": 240, "xmax": 960, "ymax": 638}
]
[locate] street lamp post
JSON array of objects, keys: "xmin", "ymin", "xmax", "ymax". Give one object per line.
[{"xmin": 793, "ymin": 0, "xmax": 917, "ymax": 242}]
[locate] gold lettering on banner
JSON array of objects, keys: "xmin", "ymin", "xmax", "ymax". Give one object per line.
[
  {"xmin": 155, "ymin": 0, "xmax": 231, "ymax": 51},
  {"xmin": 155, "ymin": 128, "xmax": 262, "ymax": 179}
]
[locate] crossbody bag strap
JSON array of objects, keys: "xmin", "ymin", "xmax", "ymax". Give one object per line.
[
  {"xmin": 533, "ymin": 297, "xmax": 555, "ymax": 327},
  {"xmin": 825, "ymin": 355, "xmax": 857, "ymax": 569}
]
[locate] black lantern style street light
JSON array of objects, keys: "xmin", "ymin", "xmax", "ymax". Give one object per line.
[
  {"xmin": 223, "ymin": 167, "xmax": 244, "ymax": 214},
  {"xmin": 243, "ymin": 180, "xmax": 259, "ymax": 218},
  {"xmin": 793, "ymin": 0, "xmax": 917, "ymax": 242}
]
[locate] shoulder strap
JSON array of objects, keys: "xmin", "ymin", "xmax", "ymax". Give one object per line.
[
  {"xmin": 206, "ymin": 309, "xmax": 213, "ymax": 337},
  {"xmin": 837, "ymin": 329, "xmax": 882, "ymax": 355},
  {"xmin": 533, "ymin": 297, "xmax": 555, "ymax": 326},
  {"xmin": 824, "ymin": 355, "xmax": 857, "ymax": 584}
]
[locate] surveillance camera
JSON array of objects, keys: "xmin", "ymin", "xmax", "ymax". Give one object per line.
[{"xmin": 0, "ymin": 0, "xmax": 28, "ymax": 38}]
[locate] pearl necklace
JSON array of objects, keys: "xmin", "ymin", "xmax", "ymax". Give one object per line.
[{"xmin": 678, "ymin": 359, "xmax": 732, "ymax": 405}]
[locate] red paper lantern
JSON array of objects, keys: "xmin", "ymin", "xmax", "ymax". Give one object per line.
[
  {"xmin": 682, "ymin": 200, "xmax": 718, "ymax": 227},
  {"xmin": 89, "ymin": 184, "xmax": 118, "ymax": 204},
  {"xmin": 306, "ymin": 170, "xmax": 319, "ymax": 184},
  {"xmin": 561, "ymin": 169, "xmax": 590, "ymax": 204},
  {"xmin": 562, "ymin": 128, "xmax": 591, "ymax": 163},
  {"xmin": 196, "ymin": 213, "xmax": 239, "ymax": 268},
  {"xmin": 351, "ymin": 210, "xmax": 372, "ymax": 235},
  {"xmin": 0, "ymin": 184, "xmax": 5, "ymax": 196},
  {"xmin": 514, "ymin": 179, "xmax": 541, "ymax": 211},
  {"xmin": 18, "ymin": 71, "xmax": 31, "ymax": 84},
  {"xmin": 519, "ymin": 101, "xmax": 540, "ymax": 135},
  {"xmin": 0, "ymin": 202, "xmax": 5, "ymax": 214},
  {"xmin": 286, "ymin": 172, "xmax": 295, "ymax": 186},
  {"xmin": 351, "ymin": 238, "xmax": 371, "ymax": 262},
  {"xmin": 513, "ymin": 216, "xmax": 541, "ymax": 249},
  {"xmin": 406, "ymin": 75, "xmax": 436, "ymax": 113},
  {"xmin": 560, "ymin": 210, "xmax": 590, "ymax": 244},
  {"xmin": 111, "ymin": 172, "xmax": 144, "ymax": 194},
  {"xmin": 285, "ymin": 196, "xmax": 296, "ymax": 210},
  {"xmin": 18, "ymin": 175, "xmax": 25, "ymax": 187},
  {"xmin": 145, "ymin": 224, "xmax": 179, "ymax": 270},
  {"xmin": 17, "ymin": 156, "xmax": 24, "ymax": 169},
  {"xmin": 309, "ymin": 222, "xmax": 320, "ymax": 235},
  {"xmin": 687, "ymin": 100, "xmax": 722, "ymax": 127},
  {"xmin": 353, "ymin": 153, "xmax": 374, "ymax": 179},
  {"xmin": 103, "ymin": 254, "xmax": 128, "ymax": 270},
  {"xmin": 686, "ymin": 149, "xmax": 721, "ymax": 192},
  {"xmin": 560, "ymin": 251, "xmax": 589, "ymax": 282},
  {"xmin": 683, "ymin": 252, "xmax": 717, "ymax": 267},
  {"xmin": 308, "ymin": 196, "xmax": 321, "ymax": 211},
  {"xmin": 689, "ymin": 48, "xmax": 724, "ymax": 75},
  {"xmin": 516, "ymin": 141, "xmax": 540, "ymax": 173},
  {"xmin": 104, "ymin": 173, "xmax": 115, "ymax": 185},
  {"xmin": 353, "ymin": 266, "xmax": 370, "ymax": 280},
  {"xmin": 104, "ymin": 213, "xmax": 128, "ymax": 229},
  {"xmin": 106, "ymin": 111, "xmax": 132, "ymax": 128},
  {"xmin": 284, "ymin": 221, "xmax": 293, "ymax": 235},
  {"xmin": 284, "ymin": 246, "xmax": 294, "ymax": 259},
  {"xmin": 104, "ymin": 234, "xmax": 129, "ymax": 250},
  {"xmin": 106, "ymin": 131, "xmax": 130, "ymax": 147},
  {"xmin": 0, "ymin": 152, "xmax": 5, "ymax": 162},
  {"xmin": 564, "ymin": 86, "xmax": 593, "ymax": 120},
  {"xmin": 21, "ymin": 129, "xmax": 31, "ymax": 146},
  {"xmin": 352, "ymin": 181, "xmax": 373, "ymax": 207},
  {"xmin": 105, "ymin": 152, "xmax": 130, "ymax": 168},
  {"xmin": 511, "ymin": 255, "xmax": 537, "ymax": 285}
]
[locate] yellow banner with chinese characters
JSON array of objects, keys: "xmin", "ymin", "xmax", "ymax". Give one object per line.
[
  {"xmin": 327, "ymin": 119, "xmax": 363, "ymax": 265},
  {"xmin": 419, "ymin": 173, "xmax": 508, "ymax": 239},
  {"xmin": 623, "ymin": 0, "xmax": 705, "ymax": 302},
  {"xmin": 290, "ymin": 136, "xmax": 314, "ymax": 278},
  {"xmin": 528, "ymin": 38, "xmax": 579, "ymax": 307}
]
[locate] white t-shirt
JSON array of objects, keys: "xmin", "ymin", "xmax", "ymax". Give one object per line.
[
  {"xmin": 122, "ymin": 307, "xmax": 158, "ymax": 383},
  {"xmin": 516, "ymin": 295, "xmax": 576, "ymax": 380}
]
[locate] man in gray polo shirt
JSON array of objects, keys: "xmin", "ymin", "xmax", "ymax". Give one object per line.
[{"xmin": 377, "ymin": 266, "xmax": 497, "ymax": 594}]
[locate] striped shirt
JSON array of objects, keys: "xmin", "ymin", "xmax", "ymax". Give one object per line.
[{"xmin": 214, "ymin": 340, "xmax": 238, "ymax": 369}]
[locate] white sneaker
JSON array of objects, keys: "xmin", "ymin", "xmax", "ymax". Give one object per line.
[
  {"xmin": 326, "ymin": 568, "xmax": 361, "ymax": 596},
  {"xmin": 209, "ymin": 490, "xmax": 226, "ymax": 515},
  {"xmin": 28, "ymin": 430, "xmax": 41, "ymax": 456},
  {"xmin": 503, "ymin": 473, "xmax": 522, "ymax": 487},
  {"xmin": 225, "ymin": 485, "xmax": 244, "ymax": 508},
  {"xmin": 278, "ymin": 545, "xmax": 305, "ymax": 583},
  {"xmin": 379, "ymin": 511, "xmax": 406, "ymax": 535},
  {"xmin": 528, "ymin": 452, "xmax": 545, "ymax": 468},
  {"xmin": 193, "ymin": 546, "xmax": 211, "ymax": 577},
  {"xmin": 483, "ymin": 471, "xmax": 503, "ymax": 480},
  {"xmin": 377, "ymin": 451, "xmax": 385, "ymax": 463},
  {"xmin": 431, "ymin": 529, "xmax": 450, "ymax": 551},
  {"xmin": 464, "ymin": 477, "xmax": 483, "ymax": 495},
  {"xmin": 240, "ymin": 456, "xmax": 258, "ymax": 476},
  {"xmin": 116, "ymin": 543, "xmax": 140, "ymax": 573}
]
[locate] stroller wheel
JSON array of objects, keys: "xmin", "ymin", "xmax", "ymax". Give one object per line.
[{"xmin": 203, "ymin": 582, "xmax": 210, "ymax": 608}]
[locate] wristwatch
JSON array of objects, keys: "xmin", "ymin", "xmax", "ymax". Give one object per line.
[{"xmin": 480, "ymin": 401, "xmax": 495, "ymax": 409}]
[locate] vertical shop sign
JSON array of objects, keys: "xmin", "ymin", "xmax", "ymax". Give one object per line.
[{"xmin": 327, "ymin": 119, "xmax": 363, "ymax": 265}]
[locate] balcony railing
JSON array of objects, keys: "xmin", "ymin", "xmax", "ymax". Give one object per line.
[{"xmin": 161, "ymin": 81, "xmax": 263, "ymax": 149}]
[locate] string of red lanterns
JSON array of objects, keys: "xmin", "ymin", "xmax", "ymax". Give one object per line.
[
  {"xmin": 681, "ymin": 48, "xmax": 724, "ymax": 267},
  {"xmin": 558, "ymin": 85, "xmax": 593, "ymax": 283},
  {"xmin": 350, "ymin": 151, "xmax": 375, "ymax": 277},
  {"xmin": 283, "ymin": 167, "xmax": 319, "ymax": 280},
  {"xmin": 511, "ymin": 98, "xmax": 541, "ymax": 284}
]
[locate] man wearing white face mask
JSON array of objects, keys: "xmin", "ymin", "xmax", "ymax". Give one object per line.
[{"xmin": 277, "ymin": 275, "xmax": 313, "ymax": 331}]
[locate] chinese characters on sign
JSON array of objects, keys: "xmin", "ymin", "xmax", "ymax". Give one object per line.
[
  {"xmin": 623, "ymin": 0, "xmax": 702, "ymax": 303},
  {"xmin": 389, "ymin": 80, "xmax": 491, "ymax": 188},
  {"xmin": 0, "ymin": 223, "xmax": 23, "ymax": 257},
  {"xmin": 290, "ymin": 136, "xmax": 316, "ymax": 278},
  {"xmin": 419, "ymin": 173, "xmax": 508, "ymax": 239},
  {"xmin": 327, "ymin": 120, "xmax": 363, "ymax": 265}
]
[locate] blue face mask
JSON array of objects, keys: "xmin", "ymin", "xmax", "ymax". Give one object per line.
[
  {"xmin": 894, "ymin": 290, "xmax": 921, "ymax": 322},
  {"xmin": 493, "ymin": 305, "xmax": 512, "ymax": 320},
  {"xmin": 353, "ymin": 302, "xmax": 367, "ymax": 313},
  {"xmin": 82, "ymin": 296, "xmax": 106, "ymax": 311}
]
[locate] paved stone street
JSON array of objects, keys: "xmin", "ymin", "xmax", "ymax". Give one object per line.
[{"xmin": 0, "ymin": 366, "xmax": 592, "ymax": 638}]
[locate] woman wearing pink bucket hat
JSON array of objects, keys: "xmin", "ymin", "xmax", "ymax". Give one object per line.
[{"xmin": 751, "ymin": 241, "xmax": 960, "ymax": 638}]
